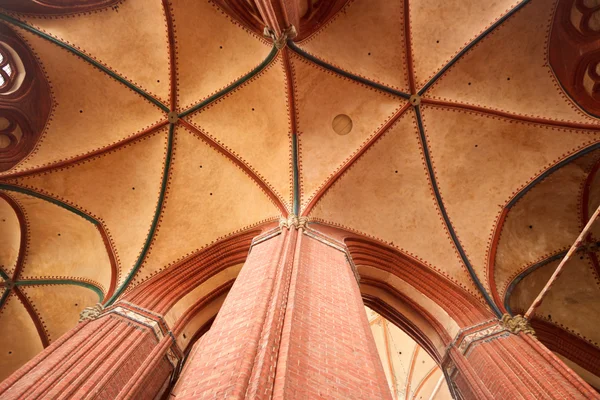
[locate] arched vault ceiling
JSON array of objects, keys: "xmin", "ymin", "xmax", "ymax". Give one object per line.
[
  {"xmin": 290, "ymin": 52, "xmax": 404, "ymax": 208},
  {"xmin": 495, "ymin": 150, "xmax": 600, "ymax": 300},
  {"xmin": 426, "ymin": 0, "xmax": 600, "ymax": 124},
  {"xmin": 16, "ymin": 0, "xmax": 171, "ymax": 105},
  {"xmin": 0, "ymin": 26, "xmax": 165, "ymax": 175},
  {"xmin": 133, "ymin": 125, "xmax": 279, "ymax": 285},
  {"xmin": 310, "ymin": 112, "xmax": 480, "ymax": 298},
  {"xmin": 169, "ymin": 0, "xmax": 272, "ymax": 111},
  {"xmin": 410, "ymin": 0, "xmax": 521, "ymax": 89},
  {"xmin": 298, "ymin": 0, "xmax": 410, "ymax": 92},
  {"xmin": 1, "ymin": 0, "xmax": 600, "ymax": 383},
  {"xmin": 509, "ymin": 256, "xmax": 600, "ymax": 349},
  {"xmin": 187, "ymin": 53, "xmax": 293, "ymax": 209},
  {"xmin": 421, "ymin": 105, "xmax": 600, "ymax": 294},
  {"xmin": 6, "ymin": 127, "xmax": 169, "ymax": 288}
]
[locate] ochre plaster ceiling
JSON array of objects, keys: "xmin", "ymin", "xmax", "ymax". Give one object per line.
[{"xmin": 0, "ymin": 0, "xmax": 599, "ymax": 386}]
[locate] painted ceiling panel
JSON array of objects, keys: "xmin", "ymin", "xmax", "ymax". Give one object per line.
[
  {"xmin": 427, "ymin": 0, "xmax": 600, "ymax": 124},
  {"xmin": 169, "ymin": 0, "xmax": 272, "ymax": 111},
  {"xmin": 0, "ymin": 195, "xmax": 20, "ymax": 277},
  {"xmin": 509, "ymin": 256, "xmax": 600, "ymax": 348},
  {"xmin": 298, "ymin": 0, "xmax": 409, "ymax": 92},
  {"xmin": 1, "ymin": 26, "xmax": 165, "ymax": 175},
  {"xmin": 290, "ymin": 52, "xmax": 404, "ymax": 209},
  {"xmin": 187, "ymin": 54, "xmax": 292, "ymax": 210},
  {"xmin": 6, "ymin": 191, "xmax": 111, "ymax": 294},
  {"xmin": 410, "ymin": 0, "xmax": 519, "ymax": 89},
  {"xmin": 17, "ymin": 0, "xmax": 171, "ymax": 105},
  {"xmin": 9, "ymin": 127, "xmax": 169, "ymax": 288},
  {"xmin": 420, "ymin": 105, "xmax": 600, "ymax": 293},
  {"xmin": 0, "ymin": 293, "xmax": 44, "ymax": 382},
  {"xmin": 495, "ymin": 153, "xmax": 599, "ymax": 299},
  {"xmin": 311, "ymin": 112, "xmax": 479, "ymax": 296},
  {"xmin": 134, "ymin": 126, "xmax": 280, "ymax": 285},
  {"xmin": 20, "ymin": 284, "xmax": 99, "ymax": 344}
]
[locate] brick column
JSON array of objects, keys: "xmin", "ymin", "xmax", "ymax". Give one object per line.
[
  {"xmin": 171, "ymin": 222, "xmax": 392, "ymax": 400},
  {"xmin": 0, "ymin": 301, "xmax": 182, "ymax": 400},
  {"xmin": 444, "ymin": 319, "xmax": 599, "ymax": 399}
]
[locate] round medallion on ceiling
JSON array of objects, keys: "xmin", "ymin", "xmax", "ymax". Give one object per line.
[{"xmin": 332, "ymin": 114, "xmax": 352, "ymax": 135}]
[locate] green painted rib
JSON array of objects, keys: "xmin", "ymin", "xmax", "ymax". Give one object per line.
[
  {"xmin": 0, "ymin": 13, "xmax": 170, "ymax": 113},
  {"xmin": 288, "ymin": 41, "xmax": 411, "ymax": 99},
  {"xmin": 0, "ymin": 288, "xmax": 10, "ymax": 310},
  {"xmin": 15, "ymin": 279, "xmax": 104, "ymax": 301},
  {"xmin": 418, "ymin": 0, "xmax": 530, "ymax": 95},
  {"xmin": 414, "ymin": 106, "xmax": 502, "ymax": 318},
  {"xmin": 179, "ymin": 46, "xmax": 279, "ymax": 118},
  {"xmin": 0, "ymin": 268, "xmax": 9, "ymax": 280},
  {"xmin": 106, "ymin": 123, "xmax": 175, "ymax": 305},
  {"xmin": 0, "ymin": 184, "xmax": 97, "ymax": 224},
  {"xmin": 291, "ymin": 133, "xmax": 300, "ymax": 215}
]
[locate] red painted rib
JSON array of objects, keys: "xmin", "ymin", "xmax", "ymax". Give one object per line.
[
  {"xmin": 303, "ymin": 102, "xmax": 411, "ymax": 216},
  {"xmin": 0, "ymin": 119, "xmax": 170, "ymax": 180},
  {"xmin": 178, "ymin": 119, "xmax": 288, "ymax": 216},
  {"xmin": 14, "ymin": 287, "xmax": 50, "ymax": 348},
  {"xmin": 0, "ymin": 191, "xmax": 27, "ymax": 281},
  {"xmin": 421, "ymin": 98, "xmax": 600, "ymax": 131}
]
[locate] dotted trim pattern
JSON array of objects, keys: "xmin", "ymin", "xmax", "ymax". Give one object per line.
[
  {"xmin": 16, "ymin": 285, "xmax": 50, "ymax": 343},
  {"xmin": 15, "ymin": 3, "xmax": 171, "ymax": 106},
  {"xmin": 181, "ymin": 54, "xmax": 292, "ymax": 211},
  {"xmin": 425, "ymin": 0, "xmax": 598, "ymax": 125},
  {"xmin": 128, "ymin": 125, "xmax": 282, "ymax": 287},
  {"xmin": 415, "ymin": 109, "xmax": 487, "ymax": 301},
  {"xmin": 182, "ymin": 119, "xmax": 290, "ymax": 213},
  {"xmin": 171, "ymin": 0, "xmax": 271, "ymax": 113},
  {"xmin": 420, "ymin": 104, "xmax": 600, "ymax": 298},
  {"xmin": 1, "ymin": 25, "xmax": 166, "ymax": 176},
  {"xmin": 412, "ymin": 0, "xmax": 520, "ymax": 89},
  {"xmin": 206, "ymin": 0, "xmax": 270, "ymax": 45},
  {"xmin": 296, "ymin": 6, "xmax": 412, "ymax": 95},
  {"xmin": 287, "ymin": 52, "xmax": 405, "ymax": 210},
  {"xmin": 4, "ymin": 192, "xmax": 30, "ymax": 280},
  {"xmin": 7, "ymin": 128, "xmax": 171, "ymax": 286},
  {"xmin": 310, "ymin": 216, "xmax": 483, "ymax": 303},
  {"xmin": 306, "ymin": 111, "xmax": 484, "ymax": 302},
  {"xmin": 497, "ymin": 150, "xmax": 600, "ymax": 299},
  {"xmin": 489, "ymin": 144, "xmax": 600, "ymax": 298},
  {"xmin": 0, "ymin": 191, "xmax": 28, "ymax": 278}
]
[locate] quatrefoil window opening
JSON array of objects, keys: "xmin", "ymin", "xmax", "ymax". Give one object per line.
[
  {"xmin": 0, "ymin": 116, "xmax": 22, "ymax": 150},
  {"xmin": 0, "ymin": 45, "xmax": 16, "ymax": 92}
]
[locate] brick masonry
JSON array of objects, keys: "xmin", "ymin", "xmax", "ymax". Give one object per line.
[{"xmin": 172, "ymin": 227, "xmax": 392, "ymax": 399}]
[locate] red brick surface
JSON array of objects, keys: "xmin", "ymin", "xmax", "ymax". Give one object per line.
[
  {"xmin": 0, "ymin": 312, "xmax": 174, "ymax": 399},
  {"xmin": 173, "ymin": 229, "xmax": 392, "ymax": 399},
  {"xmin": 451, "ymin": 330, "xmax": 600, "ymax": 399}
]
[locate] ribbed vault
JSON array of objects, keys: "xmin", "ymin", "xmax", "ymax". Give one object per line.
[{"xmin": 0, "ymin": 0, "xmax": 598, "ymax": 389}]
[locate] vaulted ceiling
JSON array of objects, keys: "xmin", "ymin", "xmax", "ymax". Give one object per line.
[{"xmin": 0, "ymin": 0, "xmax": 599, "ymax": 387}]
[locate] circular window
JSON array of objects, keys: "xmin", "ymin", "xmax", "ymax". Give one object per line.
[{"xmin": 332, "ymin": 114, "xmax": 352, "ymax": 136}]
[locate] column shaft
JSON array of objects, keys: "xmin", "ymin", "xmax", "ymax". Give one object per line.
[
  {"xmin": 0, "ymin": 302, "xmax": 180, "ymax": 400},
  {"xmin": 446, "ymin": 320, "xmax": 599, "ymax": 399},
  {"xmin": 172, "ymin": 227, "xmax": 392, "ymax": 399}
]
